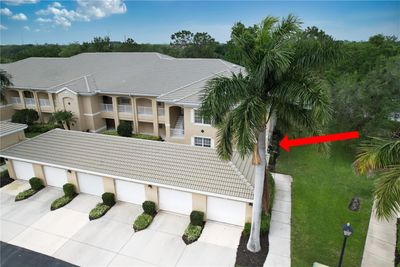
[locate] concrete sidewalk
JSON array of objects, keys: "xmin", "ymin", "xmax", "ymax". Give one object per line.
[
  {"xmin": 264, "ymin": 173, "xmax": 292, "ymax": 267},
  {"xmin": 361, "ymin": 204, "xmax": 398, "ymax": 267}
]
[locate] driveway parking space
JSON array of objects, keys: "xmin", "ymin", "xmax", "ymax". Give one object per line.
[{"xmin": 1, "ymin": 181, "xmax": 243, "ymax": 267}]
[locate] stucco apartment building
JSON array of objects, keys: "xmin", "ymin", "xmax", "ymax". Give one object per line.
[{"xmin": 0, "ymin": 52, "xmax": 244, "ymax": 147}]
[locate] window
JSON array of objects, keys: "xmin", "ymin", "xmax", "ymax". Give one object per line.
[
  {"xmin": 194, "ymin": 110, "xmax": 211, "ymax": 125},
  {"xmin": 194, "ymin": 137, "xmax": 212, "ymax": 148}
]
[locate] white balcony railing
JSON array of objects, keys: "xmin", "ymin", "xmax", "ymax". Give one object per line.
[
  {"xmin": 158, "ymin": 107, "xmax": 165, "ymax": 116},
  {"xmin": 39, "ymin": 98, "xmax": 51, "ymax": 107},
  {"xmin": 138, "ymin": 106, "xmax": 153, "ymax": 115},
  {"xmin": 11, "ymin": 97, "xmax": 21, "ymax": 104},
  {"xmin": 170, "ymin": 128, "xmax": 184, "ymax": 137},
  {"xmin": 118, "ymin": 104, "xmax": 132, "ymax": 113},
  {"xmin": 101, "ymin": 103, "xmax": 113, "ymax": 112},
  {"xmin": 25, "ymin": 98, "xmax": 35, "ymax": 106}
]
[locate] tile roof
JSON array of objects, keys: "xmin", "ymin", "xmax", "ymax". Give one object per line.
[
  {"xmin": 0, "ymin": 121, "xmax": 27, "ymax": 137},
  {"xmin": 0, "ymin": 129, "xmax": 254, "ymax": 200},
  {"xmin": 0, "ymin": 53, "xmax": 244, "ymax": 105}
]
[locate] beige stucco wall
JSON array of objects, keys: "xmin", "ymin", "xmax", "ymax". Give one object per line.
[
  {"xmin": 5, "ymin": 159, "xmax": 16, "ymax": 179},
  {"xmin": 245, "ymin": 203, "xmax": 253, "ymax": 223},
  {"xmin": 193, "ymin": 193, "xmax": 207, "ymax": 219},
  {"xmin": 145, "ymin": 185, "xmax": 159, "ymax": 209},
  {"xmin": 66, "ymin": 170, "xmax": 80, "ymax": 193},
  {"xmin": 0, "ymin": 131, "xmax": 25, "ymax": 150},
  {"xmin": 0, "ymin": 105, "xmax": 14, "ymax": 121},
  {"xmin": 32, "ymin": 163, "xmax": 47, "ymax": 186},
  {"xmin": 103, "ymin": 177, "xmax": 116, "ymax": 194}
]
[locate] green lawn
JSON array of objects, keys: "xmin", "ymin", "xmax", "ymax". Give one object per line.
[{"xmin": 276, "ymin": 142, "xmax": 373, "ymax": 267}]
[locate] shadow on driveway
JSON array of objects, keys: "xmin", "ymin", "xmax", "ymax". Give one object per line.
[{"xmin": 0, "ymin": 241, "xmax": 76, "ymax": 267}]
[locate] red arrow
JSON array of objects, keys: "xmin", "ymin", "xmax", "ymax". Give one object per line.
[{"xmin": 279, "ymin": 131, "xmax": 360, "ymax": 152}]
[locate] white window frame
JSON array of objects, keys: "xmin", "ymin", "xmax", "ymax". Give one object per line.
[
  {"xmin": 191, "ymin": 109, "xmax": 211, "ymax": 126},
  {"xmin": 192, "ymin": 136, "xmax": 214, "ymax": 148}
]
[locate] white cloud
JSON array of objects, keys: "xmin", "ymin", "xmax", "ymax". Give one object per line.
[
  {"xmin": 11, "ymin": 13, "xmax": 28, "ymax": 21},
  {"xmin": 0, "ymin": 25, "xmax": 8, "ymax": 30},
  {"xmin": 0, "ymin": 8, "xmax": 13, "ymax": 16},
  {"xmin": 36, "ymin": 17, "xmax": 52, "ymax": 23},
  {"xmin": 2, "ymin": 0, "xmax": 38, "ymax": 5},
  {"xmin": 35, "ymin": 0, "xmax": 127, "ymax": 28},
  {"xmin": 23, "ymin": 25, "xmax": 30, "ymax": 31}
]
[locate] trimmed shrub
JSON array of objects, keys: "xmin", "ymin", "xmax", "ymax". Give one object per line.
[
  {"xmin": 184, "ymin": 224, "xmax": 203, "ymax": 243},
  {"xmin": 243, "ymin": 213, "xmax": 271, "ymax": 236},
  {"xmin": 63, "ymin": 183, "xmax": 76, "ymax": 197},
  {"xmin": 51, "ymin": 195, "xmax": 75, "ymax": 210},
  {"xmin": 29, "ymin": 123, "xmax": 57, "ymax": 133},
  {"xmin": 132, "ymin": 134, "xmax": 162, "ymax": 141},
  {"xmin": 0, "ymin": 169, "xmax": 9, "ymax": 180},
  {"xmin": 190, "ymin": 211, "xmax": 204, "ymax": 226},
  {"xmin": 102, "ymin": 192, "xmax": 115, "ymax": 207},
  {"xmin": 117, "ymin": 121, "xmax": 132, "ymax": 137},
  {"xmin": 15, "ymin": 188, "xmax": 37, "ymax": 201},
  {"xmin": 142, "ymin": 201, "xmax": 156, "ymax": 215},
  {"xmin": 11, "ymin": 109, "xmax": 39, "ymax": 126},
  {"xmin": 133, "ymin": 213, "xmax": 153, "ymax": 231},
  {"xmin": 89, "ymin": 203, "xmax": 111, "ymax": 220},
  {"xmin": 29, "ymin": 177, "xmax": 44, "ymax": 191}
]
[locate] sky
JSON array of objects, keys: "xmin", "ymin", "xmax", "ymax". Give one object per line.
[{"xmin": 0, "ymin": 0, "xmax": 399, "ymax": 45}]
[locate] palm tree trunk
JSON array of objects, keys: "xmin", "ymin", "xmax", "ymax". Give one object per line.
[
  {"xmin": 246, "ymin": 127, "xmax": 266, "ymax": 252},
  {"xmin": 262, "ymin": 170, "xmax": 270, "ymax": 214}
]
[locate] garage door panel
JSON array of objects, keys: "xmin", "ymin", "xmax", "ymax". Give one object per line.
[
  {"xmin": 13, "ymin": 161, "xmax": 35, "ymax": 180},
  {"xmin": 43, "ymin": 166, "xmax": 68, "ymax": 188},
  {"xmin": 77, "ymin": 173, "xmax": 104, "ymax": 196},
  {"xmin": 159, "ymin": 188, "xmax": 192, "ymax": 215},
  {"xmin": 207, "ymin": 197, "xmax": 246, "ymax": 226},
  {"xmin": 115, "ymin": 180, "xmax": 145, "ymax": 204}
]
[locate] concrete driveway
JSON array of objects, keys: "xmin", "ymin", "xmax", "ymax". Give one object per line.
[{"xmin": 0, "ymin": 181, "xmax": 242, "ymax": 267}]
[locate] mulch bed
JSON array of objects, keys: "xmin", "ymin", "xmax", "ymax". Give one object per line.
[
  {"xmin": 235, "ymin": 233, "xmax": 269, "ymax": 267},
  {"xmin": 396, "ymin": 218, "xmax": 399, "ymax": 267}
]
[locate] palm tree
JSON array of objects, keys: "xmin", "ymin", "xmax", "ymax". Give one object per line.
[
  {"xmin": 50, "ymin": 110, "xmax": 77, "ymax": 130},
  {"xmin": 200, "ymin": 15, "xmax": 338, "ymax": 252},
  {"xmin": 353, "ymin": 137, "xmax": 400, "ymax": 220},
  {"xmin": 0, "ymin": 69, "xmax": 13, "ymax": 104}
]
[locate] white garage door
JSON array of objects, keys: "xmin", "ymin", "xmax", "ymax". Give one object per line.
[
  {"xmin": 77, "ymin": 172, "xmax": 104, "ymax": 196},
  {"xmin": 159, "ymin": 188, "xmax": 192, "ymax": 215},
  {"xmin": 115, "ymin": 180, "xmax": 145, "ymax": 204},
  {"xmin": 207, "ymin": 196, "xmax": 246, "ymax": 226},
  {"xmin": 13, "ymin": 161, "xmax": 35, "ymax": 180},
  {"xmin": 43, "ymin": 166, "xmax": 68, "ymax": 188}
]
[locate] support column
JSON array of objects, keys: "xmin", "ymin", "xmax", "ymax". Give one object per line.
[
  {"xmin": 48, "ymin": 93, "xmax": 55, "ymax": 112},
  {"xmin": 152, "ymin": 99, "xmax": 159, "ymax": 136},
  {"xmin": 18, "ymin": 90, "xmax": 26, "ymax": 109},
  {"xmin": 144, "ymin": 185, "xmax": 159, "ymax": 209},
  {"xmin": 32, "ymin": 91, "xmax": 43, "ymax": 122},
  {"xmin": 192, "ymin": 193, "xmax": 207, "ymax": 219},
  {"xmin": 32, "ymin": 163, "xmax": 47, "ymax": 186},
  {"xmin": 5, "ymin": 159, "xmax": 16, "ymax": 179},
  {"xmin": 165, "ymin": 104, "xmax": 171, "ymax": 139},
  {"xmin": 102, "ymin": 177, "xmax": 115, "ymax": 194},
  {"xmin": 245, "ymin": 203, "xmax": 253, "ymax": 223},
  {"xmin": 132, "ymin": 97, "xmax": 139, "ymax": 133},
  {"xmin": 112, "ymin": 96, "xmax": 120, "ymax": 128},
  {"xmin": 66, "ymin": 170, "xmax": 80, "ymax": 193}
]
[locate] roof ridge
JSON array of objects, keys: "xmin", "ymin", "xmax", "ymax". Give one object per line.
[{"xmin": 228, "ymin": 160, "xmax": 255, "ymax": 192}]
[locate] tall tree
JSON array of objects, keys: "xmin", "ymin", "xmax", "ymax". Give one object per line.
[
  {"xmin": 170, "ymin": 30, "xmax": 194, "ymax": 49},
  {"xmin": 0, "ymin": 69, "xmax": 13, "ymax": 104},
  {"xmin": 353, "ymin": 137, "xmax": 400, "ymax": 220},
  {"xmin": 200, "ymin": 15, "xmax": 338, "ymax": 252}
]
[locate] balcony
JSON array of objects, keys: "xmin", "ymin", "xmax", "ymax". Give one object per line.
[
  {"xmin": 170, "ymin": 128, "xmax": 184, "ymax": 137},
  {"xmin": 39, "ymin": 98, "xmax": 51, "ymax": 107},
  {"xmin": 138, "ymin": 106, "xmax": 153, "ymax": 115},
  {"xmin": 118, "ymin": 104, "xmax": 132, "ymax": 113},
  {"xmin": 25, "ymin": 98, "xmax": 36, "ymax": 107},
  {"xmin": 101, "ymin": 103, "xmax": 113, "ymax": 112},
  {"xmin": 158, "ymin": 107, "xmax": 165, "ymax": 116},
  {"xmin": 11, "ymin": 97, "xmax": 21, "ymax": 104}
]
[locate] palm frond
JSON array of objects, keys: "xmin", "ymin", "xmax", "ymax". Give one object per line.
[
  {"xmin": 354, "ymin": 138, "xmax": 400, "ymax": 175},
  {"xmin": 373, "ymin": 165, "xmax": 400, "ymax": 220},
  {"xmin": 216, "ymin": 112, "xmax": 235, "ymax": 160}
]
